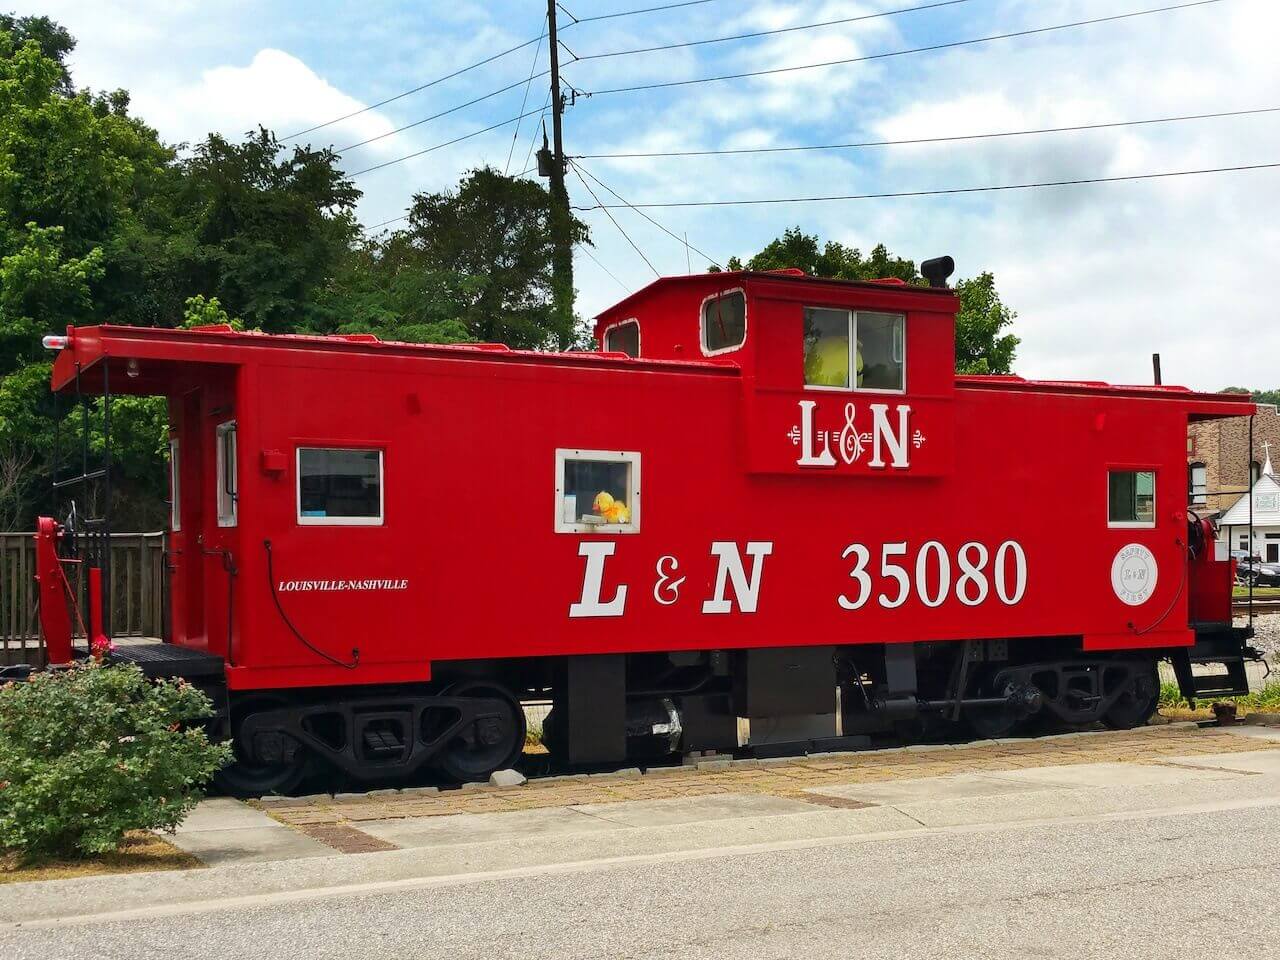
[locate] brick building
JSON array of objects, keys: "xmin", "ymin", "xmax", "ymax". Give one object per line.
[{"xmin": 1186, "ymin": 401, "xmax": 1279, "ymax": 518}]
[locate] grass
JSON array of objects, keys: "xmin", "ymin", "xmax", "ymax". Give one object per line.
[
  {"xmin": 0, "ymin": 831, "xmax": 200, "ymax": 885},
  {"xmin": 1232, "ymin": 585, "xmax": 1280, "ymax": 599},
  {"xmin": 1159, "ymin": 680, "xmax": 1280, "ymax": 713}
]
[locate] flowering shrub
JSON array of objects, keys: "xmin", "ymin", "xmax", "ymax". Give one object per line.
[{"xmin": 0, "ymin": 662, "xmax": 232, "ymax": 860}]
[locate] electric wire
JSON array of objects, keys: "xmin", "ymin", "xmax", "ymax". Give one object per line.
[
  {"xmin": 348, "ymin": 104, "xmax": 547, "ymax": 177},
  {"xmin": 575, "ymin": 105, "xmax": 1280, "ymax": 159},
  {"xmin": 582, "ymin": 0, "xmax": 1228, "ymax": 96},
  {"xmin": 577, "ymin": 242, "xmax": 631, "ymax": 293},
  {"xmin": 570, "ymin": 159, "xmax": 722, "ymax": 269},
  {"xmin": 285, "ymin": 0, "xmax": 732, "ymax": 145},
  {"xmin": 521, "ymin": 89, "xmax": 555, "ymax": 175},
  {"xmin": 571, "ymin": 164, "xmax": 660, "ymax": 277},
  {"xmin": 571, "ymin": 160, "xmax": 1280, "ymax": 210},
  {"xmin": 506, "ymin": 13, "xmax": 549, "ymax": 174},
  {"xmin": 338, "ymin": 71, "xmax": 549, "ymax": 153},
  {"xmin": 282, "ymin": 34, "xmax": 544, "ymax": 141},
  {"xmin": 569, "ymin": 0, "xmax": 726, "ymax": 24},
  {"xmin": 567, "ymin": 0, "xmax": 976, "ymax": 62}
]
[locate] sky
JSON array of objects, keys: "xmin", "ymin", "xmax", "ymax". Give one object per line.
[{"xmin": 12, "ymin": 0, "xmax": 1280, "ymax": 390}]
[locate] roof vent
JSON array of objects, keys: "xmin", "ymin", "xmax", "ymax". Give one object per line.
[{"xmin": 921, "ymin": 256, "xmax": 955, "ymax": 288}]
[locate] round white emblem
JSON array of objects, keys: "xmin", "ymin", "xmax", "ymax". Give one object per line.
[{"xmin": 1111, "ymin": 543, "xmax": 1158, "ymax": 606}]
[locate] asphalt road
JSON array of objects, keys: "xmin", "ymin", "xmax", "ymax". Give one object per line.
[{"xmin": 6, "ymin": 796, "xmax": 1279, "ymax": 960}]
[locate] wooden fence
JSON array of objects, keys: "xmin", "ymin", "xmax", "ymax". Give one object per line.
[{"xmin": 1, "ymin": 531, "xmax": 167, "ymax": 665}]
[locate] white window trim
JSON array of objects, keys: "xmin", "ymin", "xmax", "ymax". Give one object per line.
[
  {"xmin": 169, "ymin": 437, "xmax": 181, "ymax": 532},
  {"xmin": 296, "ymin": 447, "xmax": 385, "ymax": 527},
  {"xmin": 802, "ymin": 308, "xmax": 907, "ymax": 395},
  {"xmin": 602, "ymin": 318, "xmax": 641, "ymax": 357},
  {"xmin": 699, "ymin": 288, "xmax": 747, "ymax": 357},
  {"xmin": 215, "ymin": 421, "xmax": 237, "ymax": 528},
  {"xmin": 555, "ymin": 448, "xmax": 641, "ymax": 535},
  {"xmin": 1107, "ymin": 470, "xmax": 1156, "ymax": 529}
]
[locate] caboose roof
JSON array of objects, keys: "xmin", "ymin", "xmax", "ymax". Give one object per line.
[
  {"xmin": 593, "ymin": 269, "xmax": 957, "ymax": 320},
  {"xmin": 49, "ymin": 322, "xmax": 740, "ymax": 394}
]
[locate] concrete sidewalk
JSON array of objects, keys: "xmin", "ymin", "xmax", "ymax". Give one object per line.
[
  {"xmin": 159, "ymin": 722, "xmax": 1280, "ymax": 867},
  {"xmin": 2, "ymin": 722, "xmax": 1280, "ymax": 933}
]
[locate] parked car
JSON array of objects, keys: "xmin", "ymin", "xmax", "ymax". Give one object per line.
[{"xmin": 1235, "ymin": 556, "xmax": 1280, "ymax": 587}]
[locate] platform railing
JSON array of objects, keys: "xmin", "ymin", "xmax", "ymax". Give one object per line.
[{"xmin": 0, "ymin": 530, "xmax": 167, "ymax": 665}]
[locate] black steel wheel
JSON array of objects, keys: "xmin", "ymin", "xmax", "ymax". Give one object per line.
[
  {"xmin": 965, "ymin": 701, "xmax": 1024, "ymax": 739},
  {"xmin": 435, "ymin": 681, "xmax": 526, "ymax": 783},
  {"xmin": 213, "ymin": 698, "xmax": 310, "ymax": 798},
  {"xmin": 1101, "ymin": 661, "xmax": 1161, "ymax": 730}
]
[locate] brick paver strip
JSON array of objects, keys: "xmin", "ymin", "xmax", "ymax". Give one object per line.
[
  {"xmin": 259, "ymin": 725, "xmax": 1280, "ymax": 831},
  {"xmin": 294, "ymin": 823, "xmax": 401, "ymax": 854}
]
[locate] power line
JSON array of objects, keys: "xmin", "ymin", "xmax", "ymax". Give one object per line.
[
  {"xmin": 570, "ymin": 159, "xmax": 721, "ymax": 269},
  {"xmin": 571, "ymin": 164, "xmax": 660, "ymax": 277},
  {"xmin": 571, "ymin": 161, "xmax": 1280, "ymax": 210},
  {"xmin": 577, "ymin": 243, "xmax": 631, "ymax": 293},
  {"xmin": 521, "ymin": 90, "xmax": 554, "ymax": 175},
  {"xmin": 349, "ymin": 105, "xmax": 548, "ymax": 177},
  {"xmin": 575, "ymin": 105, "xmax": 1280, "ymax": 159},
  {"xmin": 567, "ymin": 0, "xmax": 726, "ymax": 25},
  {"xmin": 582, "ymin": 0, "xmax": 1227, "ymax": 97},
  {"xmin": 506, "ymin": 14, "xmax": 549, "ymax": 174},
  {"xmin": 338, "ymin": 72, "xmax": 549, "ymax": 153},
  {"xmin": 568, "ymin": 0, "xmax": 976, "ymax": 62},
  {"xmin": 282, "ymin": 34, "xmax": 544, "ymax": 142}
]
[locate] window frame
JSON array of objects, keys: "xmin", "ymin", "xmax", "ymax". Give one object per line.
[
  {"xmin": 1107, "ymin": 468, "xmax": 1157, "ymax": 529},
  {"xmin": 169, "ymin": 437, "xmax": 181, "ymax": 533},
  {"xmin": 602, "ymin": 318, "xmax": 641, "ymax": 357},
  {"xmin": 802, "ymin": 307, "xmax": 907, "ymax": 395},
  {"xmin": 554, "ymin": 448, "xmax": 641, "ymax": 535},
  {"xmin": 215, "ymin": 421, "xmax": 238, "ymax": 528},
  {"xmin": 699, "ymin": 288, "xmax": 748, "ymax": 357},
  {"xmin": 296, "ymin": 446, "xmax": 385, "ymax": 527},
  {"xmin": 1188, "ymin": 461, "xmax": 1207, "ymax": 506}
]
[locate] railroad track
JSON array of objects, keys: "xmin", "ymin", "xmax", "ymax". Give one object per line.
[{"xmin": 1232, "ymin": 599, "xmax": 1280, "ymax": 615}]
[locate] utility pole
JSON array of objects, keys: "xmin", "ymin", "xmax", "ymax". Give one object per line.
[{"xmin": 544, "ymin": 0, "xmax": 575, "ymax": 345}]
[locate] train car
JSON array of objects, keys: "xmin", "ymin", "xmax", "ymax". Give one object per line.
[{"xmin": 32, "ymin": 257, "xmax": 1260, "ymax": 794}]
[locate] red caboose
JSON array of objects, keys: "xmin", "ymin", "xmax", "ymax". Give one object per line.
[{"xmin": 34, "ymin": 258, "xmax": 1259, "ymax": 792}]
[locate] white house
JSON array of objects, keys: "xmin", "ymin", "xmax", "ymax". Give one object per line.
[{"xmin": 1218, "ymin": 450, "xmax": 1280, "ymax": 561}]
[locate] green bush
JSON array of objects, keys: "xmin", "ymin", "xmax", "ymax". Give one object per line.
[{"xmin": 0, "ymin": 662, "xmax": 232, "ymax": 860}]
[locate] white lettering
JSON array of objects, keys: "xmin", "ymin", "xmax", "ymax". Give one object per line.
[
  {"xmin": 702, "ymin": 541, "xmax": 773, "ymax": 614},
  {"xmin": 795, "ymin": 400, "xmax": 836, "ymax": 467},
  {"xmin": 569, "ymin": 541, "xmax": 628, "ymax": 618},
  {"xmin": 868, "ymin": 403, "xmax": 911, "ymax": 469}
]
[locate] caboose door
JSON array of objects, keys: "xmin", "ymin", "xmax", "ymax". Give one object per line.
[{"xmin": 167, "ymin": 390, "xmax": 205, "ymax": 646}]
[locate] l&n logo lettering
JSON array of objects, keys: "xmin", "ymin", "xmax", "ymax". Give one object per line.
[{"xmin": 787, "ymin": 399, "xmax": 923, "ymax": 469}]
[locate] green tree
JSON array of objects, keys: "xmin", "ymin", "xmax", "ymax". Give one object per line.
[
  {"xmin": 725, "ymin": 227, "xmax": 1019, "ymax": 375},
  {"xmin": 167, "ymin": 128, "xmax": 361, "ymax": 334},
  {"xmin": 397, "ymin": 166, "xmax": 589, "ymax": 350}
]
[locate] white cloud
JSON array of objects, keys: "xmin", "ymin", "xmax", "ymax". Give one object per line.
[{"xmin": 147, "ymin": 49, "xmax": 397, "ymax": 152}]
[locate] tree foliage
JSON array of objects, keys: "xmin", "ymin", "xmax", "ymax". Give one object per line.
[
  {"xmin": 724, "ymin": 227, "xmax": 1019, "ymax": 375},
  {"xmin": 395, "ymin": 167, "xmax": 590, "ymax": 349},
  {"xmin": 0, "ymin": 20, "xmax": 588, "ymax": 529}
]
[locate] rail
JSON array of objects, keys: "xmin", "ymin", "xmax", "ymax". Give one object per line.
[{"xmin": 0, "ymin": 531, "xmax": 167, "ymax": 665}]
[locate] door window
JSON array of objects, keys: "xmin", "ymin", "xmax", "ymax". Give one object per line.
[
  {"xmin": 216, "ymin": 421, "xmax": 237, "ymax": 527},
  {"xmin": 169, "ymin": 438, "xmax": 181, "ymax": 532}
]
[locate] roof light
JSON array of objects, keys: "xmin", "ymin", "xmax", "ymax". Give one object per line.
[{"xmin": 42, "ymin": 334, "xmax": 68, "ymax": 351}]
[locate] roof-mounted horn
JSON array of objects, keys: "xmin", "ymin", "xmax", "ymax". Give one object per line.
[{"xmin": 921, "ymin": 256, "xmax": 955, "ymax": 289}]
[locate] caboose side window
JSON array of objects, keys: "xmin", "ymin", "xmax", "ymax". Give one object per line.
[
  {"xmin": 604, "ymin": 320, "xmax": 640, "ymax": 357},
  {"xmin": 215, "ymin": 421, "xmax": 237, "ymax": 528},
  {"xmin": 555, "ymin": 449, "xmax": 640, "ymax": 534},
  {"xmin": 1108, "ymin": 470, "xmax": 1155, "ymax": 527},
  {"xmin": 803, "ymin": 308, "xmax": 905, "ymax": 392},
  {"xmin": 701, "ymin": 290, "xmax": 746, "ymax": 355},
  {"xmin": 169, "ymin": 438, "xmax": 181, "ymax": 532},
  {"xmin": 297, "ymin": 448, "xmax": 383, "ymax": 526}
]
